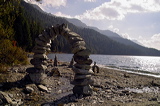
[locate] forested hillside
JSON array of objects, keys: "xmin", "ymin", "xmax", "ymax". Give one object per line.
[
  {"xmin": 0, "ymin": 0, "xmax": 30, "ymax": 71},
  {"xmin": 21, "ymin": 1, "xmax": 160, "ymax": 56}
]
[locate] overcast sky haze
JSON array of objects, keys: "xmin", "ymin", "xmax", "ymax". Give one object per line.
[{"xmin": 25, "ymin": 0, "xmax": 160, "ymax": 50}]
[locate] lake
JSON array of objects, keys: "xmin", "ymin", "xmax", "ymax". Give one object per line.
[{"xmin": 48, "ymin": 53, "xmax": 160, "ymax": 77}]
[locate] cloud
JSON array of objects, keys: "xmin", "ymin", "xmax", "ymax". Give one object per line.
[
  {"xmin": 25, "ymin": 0, "xmax": 67, "ymax": 10},
  {"xmin": 40, "ymin": 0, "xmax": 66, "ymax": 8},
  {"xmin": 108, "ymin": 25, "xmax": 120, "ymax": 33},
  {"xmin": 122, "ymin": 33, "xmax": 132, "ymax": 40},
  {"xmin": 76, "ymin": 0, "xmax": 160, "ymax": 20},
  {"xmin": 138, "ymin": 33, "xmax": 160, "ymax": 50},
  {"xmin": 84, "ymin": 0, "xmax": 96, "ymax": 2},
  {"xmin": 54, "ymin": 12, "xmax": 72, "ymax": 18}
]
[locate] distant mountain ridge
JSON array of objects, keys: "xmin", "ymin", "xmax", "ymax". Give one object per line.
[
  {"xmin": 21, "ymin": 1, "xmax": 160, "ymax": 56},
  {"xmin": 66, "ymin": 18, "xmax": 121, "ymax": 38},
  {"xmin": 66, "ymin": 18, "xmax": 143, "ymax": 46}
]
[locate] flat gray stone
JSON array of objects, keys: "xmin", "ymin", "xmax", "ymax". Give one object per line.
[
  {"xmin": 29, "ymin": 72, "xmax": 47, "ymax": 84},
  {"xmin": 73, "ymin": 67, "xmax": 94, "ymax": 75},
  {"xmin": 34, "ymin": 45, "xmax": 46, "ymax": 50},
  {"xmin": 46, "ymin": 43, "xmax": 51, "ymax": 48},
  {"xmin": 74, "ymin": 64, "xmax": 91, "ymax": 70},
  {"xmin": 72, "ymin": 41, "xmax": 86, "ymax": 48},
  {"xmin": 52, "ymin": 26, "xmax": 59, "ymax": 35},
  {"xmin": 73, "ymin": 85, "xmax": 93, "ymax": 96},
  {"xmin": 26, "ymin": 67, "xmax": 43, "ymax": 73},
  {"xmin": 33, "ymin": 54, "xmax": 48, "ymax": 59},
  {"xmin": 69, "ymin": 37, "xmax": 83, "ymax": 44},
  {"xmin": 72, "ymin": 46, "xmax": 86, "ymax": 54},
  {"xmin": 83, "ymin": 85, "xmax": 93, "ymax": 95},
  {"xmin": 76, "ymin": 49, "xmax": 91, "ymax": 56},
  {"xmin": 35, "ymin": 38, "xmax": 48, "ymax": 46},
  {"xmin": 32, "ymin": 49, "xmax": 46, "ymax": 54},
  {"xmin": 60, "ymin": 24, "xmax": 71, "ymax": 35},
  {"xmin": 42, "ymin": 30, "xmax": 49, "ymax": 37},
  {"xmin": 74, "ymin": 74, "xmax": 91, "ymax": 79},
  {"xmin": 46, "ymin": 48, "xmax": 51, "ymax": 52},
  {"xmin": 38, "ymin": 34, "xmax": 49, "ymax": 42},
  {"xmin": 34, "ymin": 64, "xmax": 47, "ymax": 70},
  {"xmin": 0, "ymin": 91, "xmax": 13, "ymax": 105},
  {"xmin": 71, "ymin": 78, "xmax": 94, "ymax": 86},
  {"xmin": 37, "ymin": 85, "xmax": 49, "ymax": 92},
  {"xmin": 74, "ymin": 57, "xmax": 92, "ymax": 65},
  {"xmin": 67, "ymin": 32, "xmax": 80, "ymax": 37},
  {"xmin": 50, "ymin": 28, "xmax": 57, "ymax": 37},
  {"xmin": 25, "ymin": 86, "xmax": 34, "ymax": 93},
  {"xmin": 30, "ymin": 59, "xmax": 48, "ymax": 66}
]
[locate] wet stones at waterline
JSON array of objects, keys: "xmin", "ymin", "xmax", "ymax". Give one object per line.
[{"xmin": 26, "ymin": 23, "xmax": 94, "ymax": 96}]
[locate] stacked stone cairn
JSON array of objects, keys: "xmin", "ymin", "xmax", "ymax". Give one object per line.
[{"xmin": 26, "ymin": 24, "xmax": 94, "ymax": 96}]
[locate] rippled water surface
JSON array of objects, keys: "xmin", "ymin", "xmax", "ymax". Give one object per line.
[{"xmin": 48, "ymin": 54, "xmax": 160, "ymax": 76}]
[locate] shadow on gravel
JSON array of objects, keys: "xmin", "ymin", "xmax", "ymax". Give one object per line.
[
  {"xmin": 41, "ymin": 94, "xmax": 84, "ymax": 106},
  {"xmin": 0, "ymin": 75, "xmax": 33, "ymax": 91}
]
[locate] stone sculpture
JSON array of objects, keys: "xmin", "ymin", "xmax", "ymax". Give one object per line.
[{"xmin": 26, "ymin": 24, "xmax": 94, "ymax": 96}]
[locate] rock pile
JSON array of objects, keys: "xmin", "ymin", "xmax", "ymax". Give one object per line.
[{"xmin": 26, "ymin": 24, "xmax": 94, "ymax": 96}]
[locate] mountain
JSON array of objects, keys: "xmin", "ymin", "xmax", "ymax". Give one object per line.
[
  {"xmin": 21, "ymin": 1, "xmax": 160, "ymax": 56},
  {"xmin": 66, "ymin": 18, "xmax": 146, "ymax": 47},
  {"xmin": 66, "ymin": 18, "xmax": 88, "ymax": 28}
]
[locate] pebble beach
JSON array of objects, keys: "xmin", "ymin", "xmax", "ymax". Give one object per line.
[{"xmin": 0, "ymin": 62, "xmax": 160, "ymax": 106}]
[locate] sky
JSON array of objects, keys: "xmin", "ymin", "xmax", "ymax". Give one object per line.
[{"xmin": 25, "ymin": 0, "xmax": 160, "ymax": 50}]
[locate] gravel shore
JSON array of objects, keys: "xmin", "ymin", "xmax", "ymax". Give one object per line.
[{"xmin": 0, "ymin": 63, "xmax": 160, "ymax": 106}]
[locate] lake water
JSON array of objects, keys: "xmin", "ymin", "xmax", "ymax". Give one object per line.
[{"xmin": 48, "ymin": 54, "xmax": 160, "ymax": 77}]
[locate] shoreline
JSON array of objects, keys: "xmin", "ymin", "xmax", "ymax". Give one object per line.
[
  {"xmin": 0, "ymin": 63, "xmax": 160, "ymax": 105},
  {"xmin": 96, "ymin": 63, "xmax": 160, "ymax": 78},
  {"xmin": 101, "ymin": 66, "xmax": 160, "ymax": 78}
]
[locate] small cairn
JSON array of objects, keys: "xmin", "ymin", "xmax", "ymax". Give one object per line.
[
  {"xmin": 68, "ymin": 57, "xmax": 74, "ymax": 68},
  {"xmin": 54, "ymin": 55, "xmax": 58, "ymax": 67},
  {"xmin": 26, "ymin": 24, "xmax": 94, "ymax": 96}
]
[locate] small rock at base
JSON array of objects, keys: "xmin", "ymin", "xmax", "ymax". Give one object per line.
[
  {"xmin": 37, "ymin": 85, "xmax": 48, "ymax": 92},
  {"xmin": 73, "ymin": 85, "xmax": 93, "ymax": 96},
  {"xmin": 24, "ymin": 86, "xmax": 34, "ymax": 94}
]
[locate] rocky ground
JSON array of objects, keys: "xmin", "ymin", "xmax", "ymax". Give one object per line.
[{"xmin": 0, "ymin": 62, "xmax": 160, "ymax": 106}]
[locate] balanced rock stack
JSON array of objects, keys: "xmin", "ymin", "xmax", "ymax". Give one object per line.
[
  {"xmin": 27, "ymin": 26, "xmax": 59, "ymax": 84},
  {"xmin": 26, "ymin": 24, "xmax": 94, "ymax": 96},
  {"xmin": 62, "ymin": 27, "xmax": 94, "ymax": 96}
]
